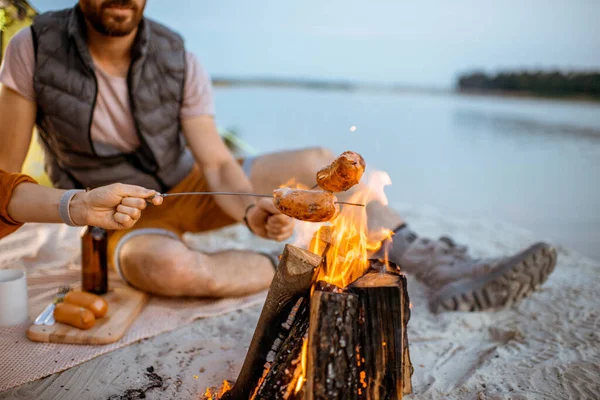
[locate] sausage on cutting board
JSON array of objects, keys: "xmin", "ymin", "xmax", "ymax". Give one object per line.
[
  {"xmin": 273, "ymin": 188, "xmax": 339, "ymax": 222},
  {"xmin": 64, "ymin": 291, "xmax": 108, "ymax": 318},
  {"xmin": 53, "ymin": 303, "xmax": 96, "ymax": 330}
]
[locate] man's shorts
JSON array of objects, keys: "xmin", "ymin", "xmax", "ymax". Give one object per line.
[{"xmin": 108, "ymin": 157, "xmax": 256, "ymax": 282}]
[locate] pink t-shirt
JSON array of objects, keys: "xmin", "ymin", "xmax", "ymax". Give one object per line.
[{"xmin": 0, "ymin": 28, "xmax": 215, "ymax": 153}]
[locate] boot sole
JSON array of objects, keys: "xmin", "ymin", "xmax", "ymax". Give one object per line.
[{"xmin": 430, "ymin": 243, "xmax": 557, "ymax": 313}]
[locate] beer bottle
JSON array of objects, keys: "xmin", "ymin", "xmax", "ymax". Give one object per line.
[{"xmin": 81, "ymin": 226, "xmax": 108, "ymax": 294}]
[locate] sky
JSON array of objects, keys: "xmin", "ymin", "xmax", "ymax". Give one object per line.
[{"xmin": 38, "ymin": 0, "xmax": 600, "ymax": 88}]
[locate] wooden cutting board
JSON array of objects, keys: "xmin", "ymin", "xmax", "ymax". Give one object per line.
[{"xmin": 27, "ymin": 285, "xmax": 149, "ymax": 345}]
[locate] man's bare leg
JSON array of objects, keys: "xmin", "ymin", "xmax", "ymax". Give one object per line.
[{"xmin": 119, "ymin": 235, "xmax": 274, "ymax": 297}]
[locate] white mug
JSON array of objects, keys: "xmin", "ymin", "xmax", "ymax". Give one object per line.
[{"xmin": 0, "ymin": 269, "xmax": 29, "ymax": 326}]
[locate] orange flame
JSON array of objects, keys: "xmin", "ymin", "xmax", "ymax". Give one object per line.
[
  {"xmin": 279, "ymin": 178, "xmax": 310, "ymax": 189},
  {"xmin": 249, "ymin": 368, "xmax": 269, "ymax": 400},
  {"xmin": 294, "ymin": 338, "xmax": 309, "ymax": 393},
  {"xmin": 202, "ymin": 380, "xmax": 232, "ymax": 400},
  {"xmin": 301, "ymin": 170, "xmax": 393, "ymax": 288},
  {"xmin": 219, "ymin": 381, "xmax": 231, "ymax": 396}
]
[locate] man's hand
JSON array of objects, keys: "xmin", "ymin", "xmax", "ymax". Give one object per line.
[
  {"xmin": 245, "ymin": 198, "xmax": 295, "ymax": 241},
  {"xmin": 70, "ymin": 183, "xmax": 163, "ymax": 230}
]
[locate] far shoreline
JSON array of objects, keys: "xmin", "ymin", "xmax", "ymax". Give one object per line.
[
  {"xmin": 454, "ymin": 88, "xmax": 600, "ymax": 105},
  {"xmin": 212, "ymin": 77, "xmax": 600, "ymax": 105}
]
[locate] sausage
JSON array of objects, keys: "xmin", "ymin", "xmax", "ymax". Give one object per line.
[
  {"xmin": 54, "ymin": 302, "xmax": 96, "ymax": 330},
  {"xmin": 316, "ymin": 151, "xmax": 366, "ymax": 192},
  {"xmin": 273, "ymin": 188, "xmax": 339, "ymax": 222},
  {"xmin": 64, "ymin": 291, "xmax": 108, "ymax": 318}
]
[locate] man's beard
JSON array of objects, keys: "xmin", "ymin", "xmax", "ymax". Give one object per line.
[{"xmin": 79, "ymin": 0, "xmax": 145, "ymax": 37}]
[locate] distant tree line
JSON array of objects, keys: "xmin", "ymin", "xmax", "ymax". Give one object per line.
[{"xmin": 456, "ymin": 70, "xmax": 600, "ymax": 100}]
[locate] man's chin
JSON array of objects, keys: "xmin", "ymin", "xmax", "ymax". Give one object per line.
[
  {"xmin": 99, "ymin": 18, "xmax": 138, "ymax": 36},
  {"xmin": 81, "ymin": 1, "xmax": 143, "ymax": 37}
]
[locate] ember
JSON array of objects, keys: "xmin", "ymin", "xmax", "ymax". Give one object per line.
[
  {"xmin": 203, "ymin": 380, "xmax": 232, "ymax": 400},
  {"xmin": 294, "ymin": 339, "xmax": 308, "ymax": 394}
]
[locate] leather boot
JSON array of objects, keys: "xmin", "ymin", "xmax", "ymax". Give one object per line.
[{"xmin": 378, "ymin": 227, "xmax": 558, "ymax": 312}]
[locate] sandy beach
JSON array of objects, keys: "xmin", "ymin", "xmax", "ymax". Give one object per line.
[
  {"xmin": 1, "ymin": 203, "xmax": 598, "ymax": 399},
  {"xmin": 1, "ymin": 1, "xmax": 595, "ymax": 398}
]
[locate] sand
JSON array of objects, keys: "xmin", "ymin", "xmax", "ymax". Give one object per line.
[{"xmin": 1, "ymin": 202, "xmax": 599, "ymax": 399}]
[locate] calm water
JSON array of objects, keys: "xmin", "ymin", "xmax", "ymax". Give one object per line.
[{"xmin": 214, "ymin": 87, "xmax": 600, "ymax": 261}]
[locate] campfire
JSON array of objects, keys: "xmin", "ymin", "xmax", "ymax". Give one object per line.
[{"xmin": 206, "ymin": 170, "xmax": 413, "ymax": 399}]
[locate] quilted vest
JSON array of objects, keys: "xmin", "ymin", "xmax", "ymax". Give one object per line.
[{"xmin": 30, "ymin": 6, "xmax": 194, "ymax": 192}]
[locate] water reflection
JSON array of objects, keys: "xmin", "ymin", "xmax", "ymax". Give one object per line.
[{"xmin": 453, "ymin": 110, "xmax": 600, "ymax": 142}]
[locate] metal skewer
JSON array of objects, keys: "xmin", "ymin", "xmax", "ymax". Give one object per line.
[
  {"xmin": 162, "ymin": 192, "xmax": 270, "ymax": 199},
  {"xmin": 149, "ymin": 191, "xmax": 365, "ymax": 207}
]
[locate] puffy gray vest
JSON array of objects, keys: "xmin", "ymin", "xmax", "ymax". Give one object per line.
[{"xmin": 30, "ymin": 6, "xmax": 194, "ymax": 192}]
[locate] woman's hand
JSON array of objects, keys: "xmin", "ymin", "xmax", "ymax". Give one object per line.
[
  {"xmin": 70, "ymin": 183, "xmax": 163, "ymax": 229},
  {"xmin": 245, "ymin": 198, "xmax": 295, "ymax": 241}
]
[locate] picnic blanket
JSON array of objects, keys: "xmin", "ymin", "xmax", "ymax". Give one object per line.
[{"xmin": 0, "ymin": 222, "xmax": 281, "ymax": 392}]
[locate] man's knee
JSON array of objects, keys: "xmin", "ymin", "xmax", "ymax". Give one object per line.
[
  {"xmin": 250, "ymin": 146, "xmax": 337, "ymax": 192},
  {"xmin": 300, "ymin": 147, "xmax": 335, "ymax": 171},
  {"xmin": 289, "ymin": 147, "xmax": 336, "ymax": 182},
  {"xmin": 120, "ymin": 241, "xmax": 216, "ymax": 296}
]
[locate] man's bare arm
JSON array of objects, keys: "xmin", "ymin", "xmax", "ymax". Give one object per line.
[
  {"xmin": 182, "ymin": 115, "xmax": 255, "ymax": 222},
  {"xmin": 0, "ymin": 85, "xmax": 37, "ymax": 172},
  {"xmin": 6, "ymin": 181, "xmax": 162, "ymax": 228}
]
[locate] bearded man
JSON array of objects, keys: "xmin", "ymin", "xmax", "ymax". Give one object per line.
[{"xmin": 0, "ymin": 0, "xmax": 557, "ymax": 312}]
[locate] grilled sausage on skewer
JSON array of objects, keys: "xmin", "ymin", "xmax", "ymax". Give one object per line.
[
  {"xmin": 273, "ymin": 188, "xmax": 339, "ymax": 222},
  {"xmin": 316, "ymin": 151, "xmax": 366, "ymax": 192}
]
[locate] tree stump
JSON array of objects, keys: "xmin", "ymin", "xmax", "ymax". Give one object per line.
[
  {"xmin": 349, "ymin": 271, "xmax": 413, "ymax": 399},
  {"xmin": 305, "ymin": 290, "xmax": 360, "ymax": 400}
]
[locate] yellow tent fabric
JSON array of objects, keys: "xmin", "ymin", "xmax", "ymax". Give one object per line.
[
  {"xmin": 1, "ymin": 3, "xmax": 35, "ymax": 56},
  {"xmin": 1, "ymin": 1, "xmax": 52, "ymax": 186}
]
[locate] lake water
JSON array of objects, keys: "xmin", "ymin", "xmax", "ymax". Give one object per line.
[{"xmin": 214, "ymin": 87, "xmax": 600, "ymax": 261}]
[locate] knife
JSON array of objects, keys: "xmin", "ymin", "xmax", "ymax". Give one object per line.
[{"xmin": 33, "ymin": 286, "xmax": 70, "ymax": 326}]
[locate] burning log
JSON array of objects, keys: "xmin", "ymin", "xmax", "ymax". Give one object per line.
[
  {"xmin": 305, "ymin": 289, "xmax": 360, "ymax": 400},
  {"xmin": 251, "ymin": 297, "xmax": 310, "ymax": 399},
  {"xmin": 349, "ymin": 268, "xmax": 414, "ymax": 398},
  {"xmin": 220, "ymin": 213, "xmax": 412, "ymax": 400},
  {"xmin": 227, "ymin": 244, "xmax": 322, "ymax": 399},
  {"xmin": 222, "ymin": 263, "xmax": 412, "ymax": 400}
]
